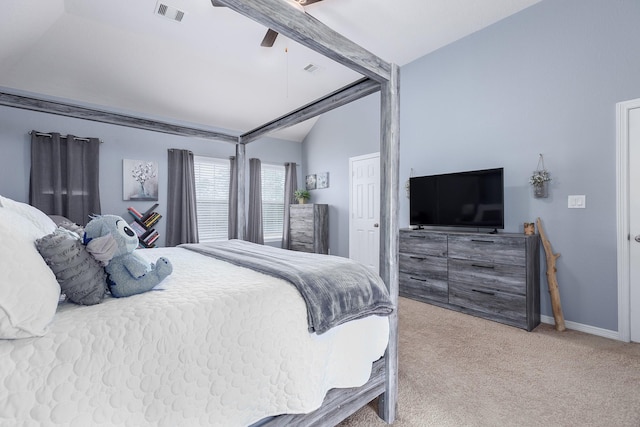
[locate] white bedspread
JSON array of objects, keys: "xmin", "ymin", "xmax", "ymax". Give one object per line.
[{"xmin": 0, "ymin": 247, "xmax": 389, "ymax": 427}]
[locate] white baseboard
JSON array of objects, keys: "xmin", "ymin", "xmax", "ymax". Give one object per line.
[{"xmin": 540, "ymin": 315, "xmax": 622, "ymax": 341}]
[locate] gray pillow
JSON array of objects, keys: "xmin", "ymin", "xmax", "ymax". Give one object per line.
[
  {"xmin": 48, "ymin": 215, "xmax": 85, "ymax": 237},
  {"xmin": 35, "ymin": 228, "xmax": 107, "ymax": 305}
]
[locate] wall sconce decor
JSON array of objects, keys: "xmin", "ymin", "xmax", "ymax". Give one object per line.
[
  {"xmin": 529, "ymin": 154, "xmax": 551, "ymax": 198},
  {"xmin": 405, "ymin": 168, "xmax": 414, "ymax": 198}
]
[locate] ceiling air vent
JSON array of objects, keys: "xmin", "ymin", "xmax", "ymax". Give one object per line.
[
  {"xmin": 155, "ymin": 2, "xmax": 185, "ymax": 22},
  {"xmin": 303, "ymin": 63, "xmax": 319, "ymax": 73}
]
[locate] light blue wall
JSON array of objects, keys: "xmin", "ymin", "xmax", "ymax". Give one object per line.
[
  {"xmin": 302, "ymin": 0, "xmax": 640, "ymax": 331},
  {"xmin": 301, "ymin": 93, "xmax": 380, "ymax": 257},
  {"xmin": 0, "ymin": 103, "xmax": 301, "ymax": 248}
]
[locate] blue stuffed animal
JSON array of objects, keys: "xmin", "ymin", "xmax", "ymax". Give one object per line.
[{"xmin": 84, "ymin": 214, "xmax": 172, "ymax": 298}]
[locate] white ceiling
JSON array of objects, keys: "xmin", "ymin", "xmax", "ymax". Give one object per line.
[{"xmin": 1, "ymin": 0, "xmax": 541, "ymax": 142}]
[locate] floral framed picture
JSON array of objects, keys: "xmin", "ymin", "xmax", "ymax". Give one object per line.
[
  {"xmin": 305, "ymin": 174, "xmax": 316, "ymax": 190},
  {"xmin": 316, "ymin": 172, "xmax": 329, "ymax": 189},
  {"xmin": 123, "ymin": 159, "xmax": 158, "ymax": 201}
]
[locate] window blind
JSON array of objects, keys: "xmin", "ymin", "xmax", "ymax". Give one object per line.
[
  {"xmin": 194, "ymin": 156, "xmax": 229, "ymax": 242},
  {"xmin": 261, "ymin": 163, "xmax": 285, "ymax": 241}
]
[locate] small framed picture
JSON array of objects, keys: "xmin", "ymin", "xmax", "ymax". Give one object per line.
[
  {"xmin": 305, "ymin": 174, "xmax": 316, "ymax": 190},
  {"xmin": 316, "ymin": 172, "xmax": 329, "ymax": 189},
  {"xmin": 123, "ymin": 159, "xmax": 159, "ymax": 201}
]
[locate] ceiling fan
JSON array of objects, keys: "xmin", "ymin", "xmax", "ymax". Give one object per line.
[{"xmin": 211, "ymin": 0, "xmax": 325, "ymax": 47}]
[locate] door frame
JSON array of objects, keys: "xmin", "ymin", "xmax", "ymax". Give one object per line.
[
  {"xmin": 348, "ymin": 152, "xmax": 380, "ymax": 266},
  {"xmin": 616, "ymin": 97, "xmax": 640, "ymax": 343}
]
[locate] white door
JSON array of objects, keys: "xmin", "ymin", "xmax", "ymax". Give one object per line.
[
  {"xmin": 349, "ymin": 153, "xmax": 380, "ymax": 272},
  {"xmin": 629, "ymin": 105, "xmax": 640, "ymax": 343}
]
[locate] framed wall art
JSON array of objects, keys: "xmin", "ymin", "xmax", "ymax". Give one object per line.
[
  {"xmin": 305, "ymin": 174, "xmax": 316, "ymax": 190},
  {"xmin": 123, "ymin": 159, "xmax": 159, "ymax": 201},
  {"xmin": 316, "ymin": 172, "xmax": 329, "ymax": 189}
]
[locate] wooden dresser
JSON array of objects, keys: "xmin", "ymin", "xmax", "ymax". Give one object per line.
[
  {"xmin": 289, "ymin": 204, "xmax": 329, "ymax": 254},
  {"xmin": 399, "ymin": 229, "xmax": 540, "ymax": 331}
]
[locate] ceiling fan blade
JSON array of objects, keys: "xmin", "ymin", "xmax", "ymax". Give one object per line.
[
  {"xmin": 261, "ymin": 29, "xmax": 279, "ymax": 47},
  {"xmin": 297, "ymin": 0, "xmax": 324, "ymax": 5},
  {"xmin": 211, "ymin": 0, "xmax": 225, "ymax": 6}
]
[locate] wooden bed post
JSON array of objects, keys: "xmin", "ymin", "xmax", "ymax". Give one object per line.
[
  {"xmin": 236, "ymin": 142, "xmax": 246, "ymax": 240},
  {"xmin": 378, "ymin": 62, "xmax": 400, "ymax": 424}
]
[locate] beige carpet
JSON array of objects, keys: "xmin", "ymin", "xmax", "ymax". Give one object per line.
[{"xmin": 340, "ymin": 297, "xmax": 640, "ymax": 427}]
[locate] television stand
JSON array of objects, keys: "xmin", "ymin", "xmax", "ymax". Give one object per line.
[
  {"xmin": 398, "ymin": 229, "xmax": 540, "ymax": 331},
  {"xmin": 488, "ymin": 228, "xmax": 499, "ymax": 234}
]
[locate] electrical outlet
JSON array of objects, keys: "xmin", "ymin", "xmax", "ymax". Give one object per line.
[{"xmin": 568, "ymin": 195, "xmax": 586, "ymax": 209}]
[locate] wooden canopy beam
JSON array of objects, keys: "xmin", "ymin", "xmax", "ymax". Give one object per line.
[
  {"xmin": 0, "ymin": 92, "xmax": 239, "ymax": 144},
  {"xmin": 378, "ymin": 63, "xmax": 400, "ymax": 423},
  {"xmin": 240, "ymin": 78, "xmax": 380, "ymax": 144},
  {"xmin": 211, "ymin": 0, "xmax": 391, "ymax": 83}
]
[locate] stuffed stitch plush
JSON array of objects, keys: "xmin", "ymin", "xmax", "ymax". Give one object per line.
[{"xmin": 84, "ymin": 214, "xmax": 172, "ymax": 298}]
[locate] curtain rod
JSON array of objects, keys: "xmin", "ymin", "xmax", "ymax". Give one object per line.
[{"xmin": 29, "ymin": 131, "xmax": 103, "ymax": 143}]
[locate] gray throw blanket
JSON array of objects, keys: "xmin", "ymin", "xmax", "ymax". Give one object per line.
[{"xmin": 180, "ymin": 240, "xmax": 394, "ymax": 334}]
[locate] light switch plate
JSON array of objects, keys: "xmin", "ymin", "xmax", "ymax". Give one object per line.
[{"xmin": 568, "ymin": 195, "xmax": 586, "ymax": 208}]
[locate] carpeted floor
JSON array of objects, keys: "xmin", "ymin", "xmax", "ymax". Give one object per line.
[{"xmin": 339, "ymin": 297, "xmax": 640, "ymax": 427}]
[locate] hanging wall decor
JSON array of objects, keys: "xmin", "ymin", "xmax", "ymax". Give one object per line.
[
  {"xmin": 529, "ymin": 154, "xmax": 551, "ymax": 198},
  {"xmin": 405, "ymin": 168, "xmax": 414, "ymax": 198}
]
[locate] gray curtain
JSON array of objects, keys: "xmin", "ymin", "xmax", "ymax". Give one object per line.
[
  {"xmin": 29, "ymin": 131, "xmax": 101, "ymax": 226},
  {"xmin": 166, "ymin": 149, "xmax": 198, "ymax": 246},
  {"xmin": 246, "ymin": 158, "xmax": 263, "ymax": 244},
  {"xmin": 228, "ymin": 156, "xmax": 238, "ymax": 239},
  {"xmin": 282, "ymin": 162, "xmax": 297, "ymax": 249}
]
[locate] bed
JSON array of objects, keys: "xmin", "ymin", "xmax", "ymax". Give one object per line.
[
  {"xmin": 0, "ymin": 0, "xmax": 400, "ymax": 424},
  {"xmin": 0, "ymin": 198, "xmax": 393, "ymax": 426}
]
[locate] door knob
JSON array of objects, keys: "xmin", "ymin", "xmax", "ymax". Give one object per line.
[
  {"xmin": 635, "ymin": 235, "xmax": 640, "ymax": 243},
  {"xmin": 374, "ymin": 223, "xmax": 379, "ymax": 228}
]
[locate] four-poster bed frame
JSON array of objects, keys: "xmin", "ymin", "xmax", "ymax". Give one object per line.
[{"xmin": 0, "ymin": 0, "xmax": 400, "ymax": 423}]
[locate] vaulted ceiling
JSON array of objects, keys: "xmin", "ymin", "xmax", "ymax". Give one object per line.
[{"xmin": 1, "ymin": 0, "xmax": 541, "ymax": 142}]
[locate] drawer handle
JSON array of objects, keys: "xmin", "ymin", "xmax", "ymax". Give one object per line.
[
  {"xmin": 471, "ymin": 239, "xmax": 495, "ymax": 244},
  {"xmin": 471, "ymin": 264, "xmax": 495, "ymax": 269},
  {"xmin": 472, "ymin": 289, "xmax": 495, "ymax": 296},
  {"xmin": 409, "ymin": 235, "xmax": 425, "ymax": 239},
  {"xmin": 410, "ymin": 276, "xmax": 427, "ymax": 282},
  {"xmin": 409, "ymin": 256, "xmax": 426, "ymax": 260}
]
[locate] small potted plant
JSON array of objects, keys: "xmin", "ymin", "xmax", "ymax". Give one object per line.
[{"xmin": 294, "ymin": 189, "xmax": 310, "ymax": 204}]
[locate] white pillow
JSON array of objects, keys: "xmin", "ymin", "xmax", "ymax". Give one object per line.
[
  {"xmin": 0, "ymin": 208, "xmax": 60, "ymax": 339},
  {"xmin": 0, "ymin": 195, "xmax": 57, "ymax": 239}
]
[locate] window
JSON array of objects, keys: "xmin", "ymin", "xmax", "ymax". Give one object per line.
[
  {"xmin": 261, "ymin": 163, "xmax": 285, "ymax": 241},
  {"xmin": 193, "ymin": 156, "xmax": 229, "ymax": 242},
  {"xmin": 193, "ymin": 158, "xmax": 285, "ymax": 242}
]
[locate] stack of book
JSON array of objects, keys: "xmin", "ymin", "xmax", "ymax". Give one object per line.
[{"xmin": 127, "ymin": 203, "xmax": 161, "ymax": 248}]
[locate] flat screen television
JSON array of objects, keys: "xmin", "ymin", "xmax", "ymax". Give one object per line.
[{"xmin": 409, "ymin": 167, "xmax": 504, "ymax": 230}]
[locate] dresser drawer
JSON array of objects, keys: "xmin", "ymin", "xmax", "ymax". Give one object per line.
[
  {"xmin": 449, "ymin": 280, "xmax": 527, "ymax": 325},
  {"xmin": 399, "ymin": 230, "xmax": 447, "ymax": 257},
  {"xmin": 290, "ymin": 241, "xmax": 314, "ymax": 253},
  {"xmin": 290, "ymin": 216, "xmax": 313, "ymax": 231},
  {"xmin": 399, "ymin": 272, "xmax": 448, "ymax": 304},
  {"xmin": 448, "ymin": 258, "xmax": 526, "ymax": 296},
  {"xmin": 448, "ymin": 235, "xmax": 527, "ymax": 266},
  {"xmin": 290, "ymin": 227, "xmax": 313, "ymax": 244},
  {"xmin": 290, "ymin": 205, "xmax": 313, "ymax": 219},
  {"xmin": 289, "ymin": 227, "xmax": 313, "ymax": 243},
  {"xmin": 400, "ymin": 252, "xmax": 447, "ymax": 277}
]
